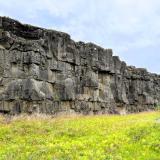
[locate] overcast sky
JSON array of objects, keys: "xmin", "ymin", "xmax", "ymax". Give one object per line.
[{"xmin": 0, "ymin": 0, "xmax": 160, "ymax": 73}]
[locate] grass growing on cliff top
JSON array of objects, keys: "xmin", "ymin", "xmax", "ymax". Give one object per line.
[{"xmin": 0, "ymin": 112, "xmax": 160, "ymax": 160}]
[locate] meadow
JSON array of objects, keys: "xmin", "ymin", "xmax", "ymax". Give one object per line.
[{"xmin": 0, "ymin": 112, "xmax": 160, "ymax": 160}]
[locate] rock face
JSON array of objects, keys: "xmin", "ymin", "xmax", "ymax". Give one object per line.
[{"xmin": 0, "ymin": 16, "xmax": 160, "ymax": 115}]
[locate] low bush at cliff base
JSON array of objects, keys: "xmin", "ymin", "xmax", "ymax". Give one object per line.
[{"xmin": 0, "ymin": 112, "xmax": 160, "ymax": 160}]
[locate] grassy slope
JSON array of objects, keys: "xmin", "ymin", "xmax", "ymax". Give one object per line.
[{"xmin": 0, "ymin": 112, "xmax": 160, "ymax": 160}]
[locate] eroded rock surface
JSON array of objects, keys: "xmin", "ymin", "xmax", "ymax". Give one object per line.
[{"xmin": 0, "ymin": 16, "xmax": 160, "ymax": 114}]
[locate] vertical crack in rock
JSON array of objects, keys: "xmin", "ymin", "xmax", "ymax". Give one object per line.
[{"xmin": 0, "ymin": 16, "xmax": 160, "ymax": 115}]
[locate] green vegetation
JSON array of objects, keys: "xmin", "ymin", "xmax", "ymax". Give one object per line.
[
  {"xmin": 0, "ymin": 112, "xmax": 160, "ymax": 160},
  {"xmin": 155, "ymin": 104, "xmax": 160, "ymax": 111}
]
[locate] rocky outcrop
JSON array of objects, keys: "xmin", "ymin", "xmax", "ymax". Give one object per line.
[{"xmin": 0, "ymin": 16, "xmax": 160, "ymax": 115}]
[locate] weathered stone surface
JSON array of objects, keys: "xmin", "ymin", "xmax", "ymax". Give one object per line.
[{"xmin": 0, "ymin": 16, "xmax": 160, "ymax": 115}]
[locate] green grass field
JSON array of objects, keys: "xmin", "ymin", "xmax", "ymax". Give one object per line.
[{"xmin": 0, "ymin": 112, "xmax": 160, "ymax": 160}]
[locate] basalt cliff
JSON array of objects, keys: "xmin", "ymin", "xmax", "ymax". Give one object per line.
[{"xmin": 0, "ymin": 17, "xmax": 160, "ymax": 115}]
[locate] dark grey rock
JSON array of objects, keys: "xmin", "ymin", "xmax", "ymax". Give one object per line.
[{"xmin": 0, "ymin": 16, "xmax": 160, "ymax": 115}]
